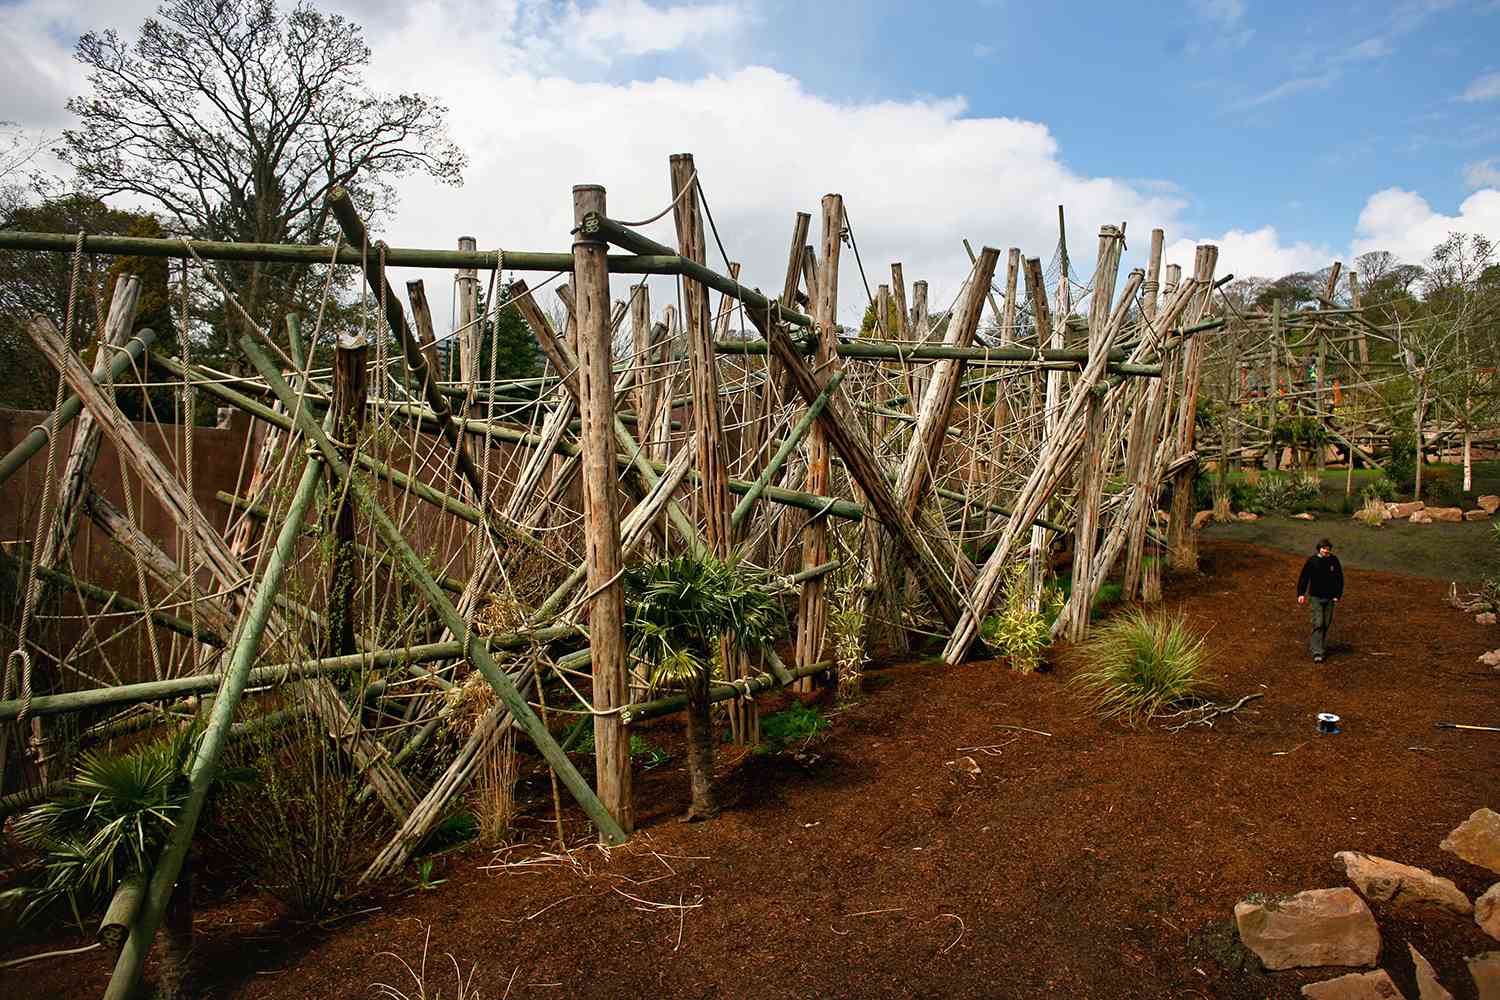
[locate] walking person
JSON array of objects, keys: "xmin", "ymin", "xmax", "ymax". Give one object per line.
[{"xmin": 1297, "ymin": 538, "xmax": 1344, "ymax": 662}]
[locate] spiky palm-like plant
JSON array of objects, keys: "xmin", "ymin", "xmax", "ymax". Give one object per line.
[
  {"xmin": 5, "ymin": 728, "xmax": 198, "ymax": 996},
  {"xmin": 624, "ymin": 555, "xmax": 784, "ymax": 820},
  {"xmin": 1067, "ymin": 608, "xmax": 1210, "ymax": 726}
]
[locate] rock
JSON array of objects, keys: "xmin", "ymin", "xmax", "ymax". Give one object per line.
[
  {"xmin": 1235, "ymin": 888, "xmax": 1380, "ymax": 970},
  {"xmin": 1468, "ymin": 509, "xmax": 1492, "ymax": 521},
  {"xmin": 1354, "ymin": 503, "xmax": 1393, "ymax": 525},
  {"xmin": 1479, "ymin": 883, "xmax": 1500, "ymax": 941},
  {"xmin": 1481, "ymin": 650, "xmax": 1500, "ymax": 668},
  {"xmin": 1470, "ymin": 953, "xmax": 1500, "ymax": 1000},
  {"xmin": 1410, "ymin": 511, "xmax": 1434, "ymax": 524},
  {"xmin": 1236, "ymin": 511, "xmax": 1260, "ymax": 521},
  {"xmin": 1193, "ymin": 509, "xmax": 1214, "ymax": 530},
  {"xmin": 1294, "ymin": 512, "xmax": 1317, "ymax": 520},
  {"xmin": 1480, "ymin": 613, "xmax": 1499, "ymax": 626},
  {"xmin": 1301, "ymin": 970, "xmax": 1406, "ymax": 999},
  {"xmin": 1389, "ymin": 501, "xmax": 1426, "ymax": 518},
  {"xmin": 1442, "ymin": 809, "xmax": 1500, "ymax": 876},
  {"xmin": 1410, "ymin": 943, "xmax": 1454, "ymax": 1000},
  {"xmin": 1335, "ymin": 851, "xmax": 1472, "ymax": 915},
  {"xmin": 1154, "ymin": 509, "xmax": 1169, "ymax": 524},
  {"xmin": 1428, "ymin": 507, "xmax": 1464, "ymax": 522},
  {"xmin": 1480, "ymin": 495, "xmax": 1500, "ymax": 514}
]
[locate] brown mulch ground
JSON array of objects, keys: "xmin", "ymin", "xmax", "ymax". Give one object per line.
[{"xmin": 7, "ymin": 540, "xmax": 1500, "ymax": 999}]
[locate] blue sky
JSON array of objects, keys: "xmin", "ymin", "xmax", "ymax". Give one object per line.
[{"xmin": 6, "ymin": 0, "xmax": 1500, "ymax": 317}]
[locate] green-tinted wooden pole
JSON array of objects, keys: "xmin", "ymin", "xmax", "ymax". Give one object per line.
[
  {"xmin": 103, "ymin": 447, "xmax": 327, "ymax": 1000},
  {"xmin": 731, "ymin": 370, "xmax": 845, "ymax": 530},
  {"xmin": 0, "ymin": 329, "xmax": 156, "ymax": 487},
  {"xmin": 239, "ymin": 335, "xmax": 627, "ymax": 845}
]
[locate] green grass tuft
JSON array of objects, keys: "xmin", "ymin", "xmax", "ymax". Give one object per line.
[
  {"xmin": 756, "ymin": 705, "xmax": 830, "ymax": 755},
  {"xmin": 1067, "ymin": 608, "xmax": 1210, "ymax": 726}
]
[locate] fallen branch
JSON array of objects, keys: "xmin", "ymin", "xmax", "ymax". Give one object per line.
[{"xmin": 1159, "ymin": 692, "xmax": 1264, "ymax": 732}]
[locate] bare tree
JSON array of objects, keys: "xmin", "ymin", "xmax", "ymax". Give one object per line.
[{"xmin": 61, "ymin": 0, "xmax": 466, "ymax": 341}]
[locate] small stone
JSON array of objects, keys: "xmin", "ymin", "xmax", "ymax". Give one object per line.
[
  {"xmin": 1389, "ymin": 501, "xmax": 1426, "ymax": 518},
  {"xmin": 1236, "ymin": 511, "xmax": 1260, "ymax": 521},
  {"xmin": 1335, "ymin": 851, "xmax": 1472, "ymax": 915},
  {"xmin": 1480, "ymin": 613, "xmax": 1499, "ymax": 626},
  {"xmin": 1235, "ymin": 888, "xmax": 1380, "ymax": 970},
  {"xmin": 1193, "ymin": 509, "xmax": 1214, "ymax": 530},
  {"xmin": 1301, "ymin": 970, "xmax": 1406, "ymax": 999},
  {"xmin": 1478, "ymin": 883, "xmax": 1500, "ymax": 942},
  {"xmin": 1470, "ymin": 952, "xmax": 1500, "ymax": 1000},
  {"xmin": 1479, "ymin": 495, "xmax": 1500, "ymax": 514},
  {"xmin": 1467, "ymin": 509, "xmax": 1492, "ymax": 521},
  {"xmin": 1294, "ymin": 512, "xmax": 1317, "ymax": 520},
  {"xmin": 1410, "ymin": 943, "xmax": 1454, "ymax": 1000},
  {"xmin": 1442, "ymin": 809, "xmax": 1500, "ymax": 876},
  {"xmin": 1427, "ymin": 507, "xmax": 1464, "ymax": 522},
  {"xmin": 1480, "ymin": 650, "xmax": 1500, "ymax": 668},
  {"xmin": 1411, "ymin": 511, "xmax": 1434, "ymax": 524}
]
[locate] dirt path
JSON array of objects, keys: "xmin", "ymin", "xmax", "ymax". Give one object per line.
[{"xmin": 9, "ymin": 541, "xmax": 1500, "ymax": 999}]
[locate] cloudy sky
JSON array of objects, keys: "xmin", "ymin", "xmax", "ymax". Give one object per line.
[{"xmin": 6, "ymin": 0, "xmax": 1500, "ymax": 324}]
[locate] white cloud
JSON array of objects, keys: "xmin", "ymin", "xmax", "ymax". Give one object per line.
[
  {"xmin": 554, "ymin": 0, "xmax": 750, "ymax": 61},
  {"xmin": 1464, "ymin": 158, "xmax": 1500, "ymax": 189},
  {"xmin": 1162, "ymin": 226, "xmax": 1332, "ymax": 283},
  {"xmin": 1460, "ymin": 70, "xmax": 1500, "ymax": 101},
  {"xmin": 1352, "ymin": 187, "xmax": 1500, "ymax": 262},
  {"xmin": 1224, "ymin": 71, "xmax": 1338, "ymax": 112},
  {"xmin": 1194, "ymin": 0, "xmax": 1246, "ymax": 26},
  {"xmin": 1342, "ymin": 37, "xmax": 1391, "ymax": 61}
]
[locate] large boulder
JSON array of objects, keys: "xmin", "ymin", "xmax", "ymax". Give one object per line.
[
  {"xmin": 1389, "ymin": 501, "xmax": 1426, "ymax": 518},
  {"xmin": 1427, "ymin": 507, "xmax": 1464, "ymax": 522},
  {"xmin": 1334, "ymin": 851, "xmax": 1472, "ymax": 915},
  {"xmin": 1481, "ymin": 650, "xmax": 1500, "ymax": 669},
  {"xmin": 1301, "ymin": 970, "xmax": 1406, "ymax": 999},
  {"xmin": 1235, "ymin": 888, "xmax": 1380, "ymax": 970},
  {"xmin": 1479, "ymin": 495, "xmax": 1500, "ymax": 514},
  {"xmin": 1354, "ymin": 503, "xmax": 1392, "ymax": 525},
  {"xmin": 1410, "ymin": 943, "xmax": 1454, "ymax": 1000},
  {"xmin": 1470, "ymin": 953, "xmax": 1500, "ymax": 1000},
  {"xmin": 1294, "ymin": 512, "xmax": 1318, "ymax": 521},
  {"xmin": 1467, "ymin": 509, "xmax": 1493, "ymax": 521},
  {"xmin": 1479, "ymin": 883, "xmax": 1500, "ymax": 942},
  {"xmin": 1442, "ymin": 809, "xmax": 1500, "ymax": 876},
  {"xmin": 1411, "ymin": 510, "xmax": 1435, "ymax": 524},
  {"xmin": 1236, "ymin": 511, "xmax": 1260, "ymax": 521},
  {"xmin": 1193, "ymin": 509, "xmax": 1214, "ymax": 530}
]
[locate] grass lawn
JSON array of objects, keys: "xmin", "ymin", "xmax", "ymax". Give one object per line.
[{"xmin": 1201, "ymin": 513, "xmax": 1499, "ymax": 584}]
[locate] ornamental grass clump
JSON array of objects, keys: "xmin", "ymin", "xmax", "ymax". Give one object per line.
[{"xmin": 1068, "ymin": 608, "xmax": 1210, "ymax": 725}]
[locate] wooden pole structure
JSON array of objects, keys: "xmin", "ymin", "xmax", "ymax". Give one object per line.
[
  {"xmin": 794, "ymin": 194, "xmax": 844, "ymax": 684},
  {"xmin": 1063, "ymin": 226, "xmax": 1124, "ymax": 641},
  {"xmin": 1166, "ymin": 246, "xmax": 1219, "ymax": 573},
  {"xmin": 1024, "ymin": 255, "xmax": 1058, "ymax": 609},
  {"xmin": 1122, "ymin": 229, "xmax": 1165, "ymax": 600},
  {"xmin": 0, "ymin": 328, "xmax": 156, "ymax": 488},
  {"xmin": 327, "ymin": 332, "xmax": 367, "ymax": 656},
  {"xmin": 572, "ymin": 183, "xmax": 633, "ymax": 836},
  {"xmin": 102, "ymin": 441, "xmax": 329, "ymax": 1000},
  {"xmin": 456, "ymin": 235, "xmax": 479, "ymax": 397}
]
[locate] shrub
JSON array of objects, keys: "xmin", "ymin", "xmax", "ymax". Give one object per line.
[
  {"xmin": 1385, "ymin": 431, "xmax": 1417, "ymax": 492},
  {"xmin": 3, "ymin": 728, "xmax": 195, "ymax": 926},
  {"xmin": 757, "ymin": 704, "xmax": 829, "ymax": 755},
  {"xmin": 1361, "ymin": 476, "xmax": 1397, "ymax": 503},
  {"xmin": 1252, "ymin": 472, "xmax": 1320, "ymax": 513},
  {"xmin": 981, "ymin": 561, "xmax": 1056, "ymax": 674},
  {"xmin": 216, "ymin": 704, "xmax": 382, "ymax": 916},
  {"xmin": 1068, "ymin": 609, "xmax": 1210, "ymax": 725}
]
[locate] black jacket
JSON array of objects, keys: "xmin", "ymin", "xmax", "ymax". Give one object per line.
[{"xmin": 1297, "ymin": 554, "xmax": 1344, "ymax": 600}]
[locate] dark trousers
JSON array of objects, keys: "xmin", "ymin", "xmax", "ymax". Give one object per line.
[{"xmin": 1308, "ymin": 597, "xmax": 1335, "ymax": 657}]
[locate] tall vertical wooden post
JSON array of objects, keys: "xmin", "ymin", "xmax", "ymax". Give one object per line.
[
  {"xmin": 327, "ymin": 332, "xmax": 367, "ymax": 656},
  {"xmin": 1167, "ymin": 246, "xmax": 1218, "ymax": 573},
  {"xmin": 571, "ymin": 184, "xmax": 632, "ymax": 836},
  {"xmin": 456, "ymin": 235, "xmax": 479, "ymax": 398},
  {"xmin": 1269, "ymin": 298, "xmax": 1282, "ymax": 470},
  {"xmin": 1064, "ymin": 226, "xmax": 1124, "ymax": 640},
  {"xmin": 988, "ymin": 247, "xmax": 1021, "ymax": 502},
  {"xmin": 795, "ymin": 194, "xmax": 843, "ymax": 681},
  {"xmin": 1024, "ymin": 256, "xmax": 1058, "ymax": 609},
  {"xmin": 1122, "ymin": 229, "xmax": 1164, "ymax": 601},
  {"xmin": 668, "ymin": 154, "xmax": 751, "ymax": 740},
  {"xmin": 1348, "ymin": 271, "xmax": 1367, "ymax": 364},
  {"xmin": 1142, "ymin": 260, "xmax": 1182, "ymax": 604}
]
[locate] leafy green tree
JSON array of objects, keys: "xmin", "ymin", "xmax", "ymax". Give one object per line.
[{"xmin": 624, "ymin": 555, "xmax": 784, "ymax": 820}]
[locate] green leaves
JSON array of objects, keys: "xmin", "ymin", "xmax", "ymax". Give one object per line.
[
  {"xmin": 7, "ymin": 727, "xmax": 196, "ymax": 924},
  {"xmin": 1067, "ymin": 609, "xmax": 1210, "ymax": 726},
  {"xmin": 623, "ymin": 554, "xmax": 786, "ymax": 694}
]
